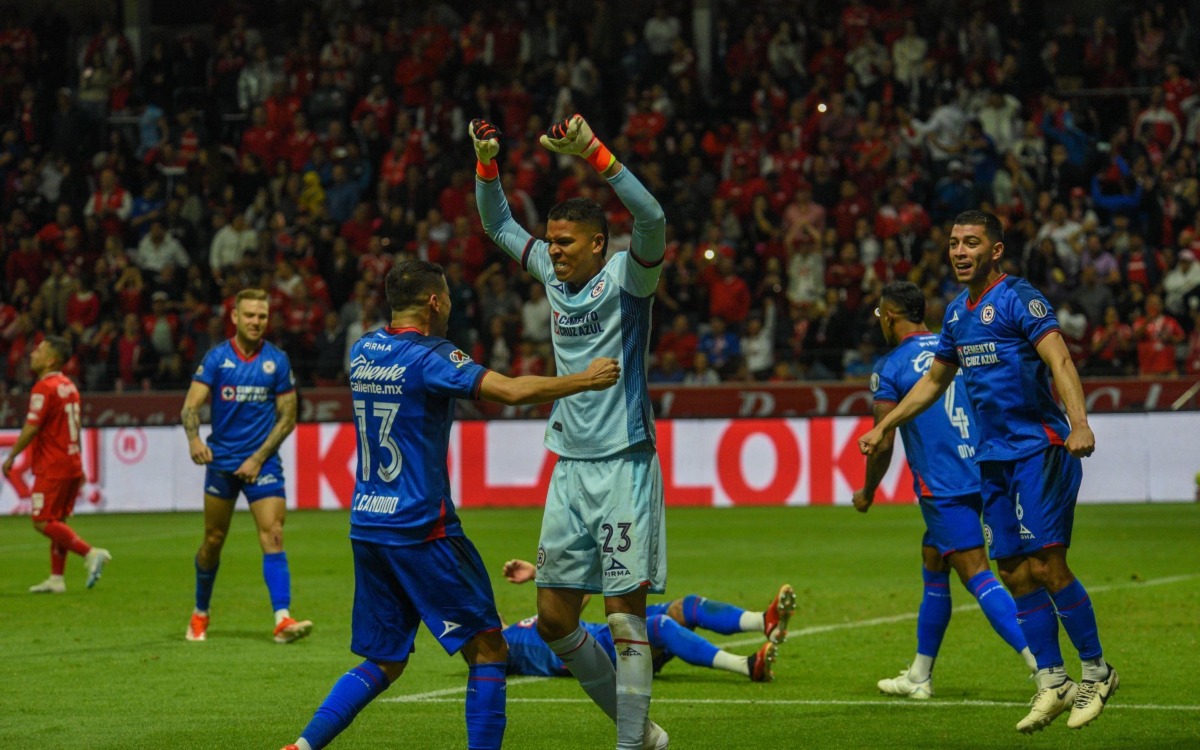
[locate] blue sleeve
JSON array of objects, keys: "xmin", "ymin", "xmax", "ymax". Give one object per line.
[
  {"xmin": 425, "ymin": 339, "xmax": 489, "ymax": 400},
  {"xmin": 193, "ymin": 347, "xmax": 219, "ymax": 387},
  {"xmin": 935, "ymin": 311, "xmax": 960, "ymax": 366},
  {"xmin": 871, "ymin": 357, "xmax": 900, "ymax": 403},
  {"xmin": 1008, "ymin": 279, "xmax": 1060, "ymax": 345},
  {"xmin": 608, "ymin": 168, "xmax": 665, "ymax": 298},
  {"xmin": 476, "ymin": 177, "xmax": 551, "ymax": 284},
  {"xmin": 274, "ymin": 350, "xmax": 296, "ymax": 395}
]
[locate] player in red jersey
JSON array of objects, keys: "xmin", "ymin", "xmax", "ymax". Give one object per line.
[{"xmin": 3, "ymin": 336, "xmax": 111, "ymax": 593}]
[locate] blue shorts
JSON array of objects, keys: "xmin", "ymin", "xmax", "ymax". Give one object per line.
[
  {"xmin": 980, "ymin": 446, "xmax": 1082, "ymax": 560},
  {"xmin": 203, "ymin": 456, "xmax": 286, "ymax": 502},
  {"xmin": 919, "ymin": 493, "xmax": 985, "ymax": 557},
  {"xmin": 350, "ymin": 536, "xmax": 502, "ymax": 662}
]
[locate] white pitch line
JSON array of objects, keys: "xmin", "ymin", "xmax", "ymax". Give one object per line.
[
  {"xmin": 385, "ymin": 572, "xmax": 1199, "ymax": 703},
  {"xmin": 396, "ymin": 697, "xmax": 1200, "ymax": 711}
]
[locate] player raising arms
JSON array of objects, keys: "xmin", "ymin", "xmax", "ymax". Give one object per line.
[
  {"xmin": 4, "ymin": 336, "xmax": 110, "ymax": 593},
  {"xmin": 854, "ymin": 281, "xmax": 1036, "ymax": 699},
  {"xmin": 279, "ymin": 260, "xmax": 619, "ymax": 750},
  {"xmin": 471, "ymin": 114, "xmax": 670, "ymax": 749},
  {"xmin": 860, "ymin": 211, "xmax": 1116, "ymax": 732},
  {"xmin": 181, "ymin": 288, "xmax": 311, "ymax": 644}
]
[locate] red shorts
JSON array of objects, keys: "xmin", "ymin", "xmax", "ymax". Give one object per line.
[{"xmin": 31, "ymin": 476, "xmax": 83, "ymax": 523}]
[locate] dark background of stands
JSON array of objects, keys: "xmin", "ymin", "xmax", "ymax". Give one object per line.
[{"xmin": 2, "ymin": 0, "xmax": 1200, "ymax": 399}]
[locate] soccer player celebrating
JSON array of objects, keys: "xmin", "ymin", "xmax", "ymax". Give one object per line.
[
  {"xmin": 181, "ymin": 288, "xmax": 311, "ymax": 644},
  {"xmin": 279, "ymin": 260, "xmax": 620, "ymax": 750},
  {"xmin": 854, "ymin": 281, "xmax": 1036, "ymax": 699},
  {"xmin": 860, "ymin": 211, "xmax": 1117, "ymax": 732},
  {"xmin": 501, "ymin": 558, "xmax": 795, "ymax": 683},
  {"xmin": 4, "ymin": 336, "xmax": 110, "ymax": 593},
  {"xmin": 471, "ymin": 114, "xmax": 670, "ymax": 749}
]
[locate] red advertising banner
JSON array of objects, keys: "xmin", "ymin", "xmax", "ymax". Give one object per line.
[{"xmin": 0, "ymin": 378, "xmax": 1194, "ymax": 428}]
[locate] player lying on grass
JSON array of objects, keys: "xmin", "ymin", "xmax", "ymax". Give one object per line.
[{"xmin": 500, "ymin": 559, "xmax": 795, "ymax": 682}]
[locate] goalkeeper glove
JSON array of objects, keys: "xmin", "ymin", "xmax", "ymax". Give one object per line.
[
  {"xmin": 469, "ymin": 118, "xmax": 501, "ymax": 179},
  {"xmin": 539, "ymin": 114, "xmax": 617, "ymax": 173}
]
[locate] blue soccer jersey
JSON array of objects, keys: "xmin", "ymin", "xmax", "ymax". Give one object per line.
[
  {"xmin": 193, "ymin": 339, "xmax": 295, "ymax": 470},
  {"xmin": 347, "ymin": 326, "xmax": 488, "ymax": 546},
  {"xmin": 477, "ymin": 168, "xmax": 665, "ymax": 459},
  {"xmin": 934, "ymin": 275, "xmax": 1071, "ymax": 462},
  {"xmin": 871, "ymin": 332, "xmax": 979, "ymax": 497}
]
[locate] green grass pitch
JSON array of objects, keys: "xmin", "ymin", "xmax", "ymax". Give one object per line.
[{"xmin": 1, "ymin": 504, "xmax": 1197, "ymax": 749}]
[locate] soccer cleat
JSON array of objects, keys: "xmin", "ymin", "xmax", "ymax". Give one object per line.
[
  {"xmin": 84, "ymin": 548, "xmax": 111, "ymax": 588},
  {"xmin": 642, "ymin": 720, "xmax": 669, "ymax": 750},
  {"xmin": 186, "ymin": 612, "xmax": 210, "ymax": 642},
  {"xmin": 877, "ymin": 669, "xmax": 933, "ymax": 699},
  {"xmin": 1016, "ymin": 679, "xmax": 1078, "ymax": 733},
  {"xmin": 29, "ymin": 577, "xmax": 66, "ymax": 594},
  {"xmin": 749, "ymin": 641, "xmax": 778, "ymax": 682},
  {"xmin": 278, "ymin": 746, "xmax": 299, "ymax": 750},
  {"xmin": 763, "ymin": 584, "xmax": 796, "ymax": 643},
  {"xmin": 274, "ymin": 616, "xmax": 314, "ymax": 644},
  {"xmin": 1067, "ymin": 665, "xmax": 1119, "ymax": 729}
]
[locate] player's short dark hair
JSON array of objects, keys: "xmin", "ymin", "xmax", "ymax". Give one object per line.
[
  {"xmin": 547, "ymin": 197, "xmax": 609, "ymax": 257},
  {"xmin": 953, "ymin": 210, "xmax": 1004, "ymax": 244},
  {"xmin": 44, "ymin": 334, "xmax": 72, "ymax": 366},
  {"xmin": 386, "ymin": 259, "xmax": 445, "ymax": 311},
  {"xmin": 880, "ymin": 281, "xmax": 926, "ymax": 323}
]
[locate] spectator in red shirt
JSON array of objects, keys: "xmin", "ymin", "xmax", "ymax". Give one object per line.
[
  {"xmin": 704, "ymin": 256, "xmax": 752, "ymax": 325},
  {"xmin": 1086, "ymin": 305, "xmax": 1134, "ymax": 376},
  {"xmin": 114, "ymin": 311, "xmax": 152, "ymax": 391},
  {"xmin": 1133, "ymin": 293, "xmax": 1185, "ymax": 375},
  {"xmin": 656, "ymin": 313, "xmax": 699, "ymax": 368},
  {"xmin": 832, "ymin": 179, "xmax": 872, "ymax": 241},
  {"xmin": 3, "ymin": 336, "xmax": 110, "ymax": 593}
]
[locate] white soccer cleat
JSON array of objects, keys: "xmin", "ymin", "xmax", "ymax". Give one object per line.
[
  {"xmin": 1017, "ymin": 679, "xmax": 1077, "ymax": 733},
  {"xmin": 84, "ymin": 548, "xmax": 111, "ymax": 589},
  {"xmin": 642, "ymin": 720, "xmax": 669, "ymax": 749},
  {"xmin": 29, "ymin": 577, "xmax": 66, "ymax": 594},
  {"xmin": 1067, "ymin": 666, "xmax": 1119, "ymax": 729},
  {"xmin": 877, "ymin": 669, "xmax": 933, "ymax": 699}
]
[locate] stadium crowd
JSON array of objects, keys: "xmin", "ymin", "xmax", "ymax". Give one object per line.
[{"xmin": 3, "ymin": 0, "xmax": 1200, "ymax": 396}]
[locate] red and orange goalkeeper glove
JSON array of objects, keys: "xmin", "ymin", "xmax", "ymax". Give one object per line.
[
  {"xmin": 539, "ymin": 114, "xmax": 616, "ymax": 173},
  {"xmin": 469, "ymin": 118, "xmax": 501, "ymax": 180}
]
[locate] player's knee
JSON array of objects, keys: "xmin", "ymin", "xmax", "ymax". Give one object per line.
[
  {"xmin": 203, "ymin": 527, "xmax": 228, "ymax": 549},
  {"xmin": 376, "ymin": 659, "xmax": 407, "ymax": 683},
  {"xmin": 467, "ymin": 629, "xmax": 509, "ymax": 664},
  {"xmin": 535, "ymin": 615, "xmax": 575, "ymax": 644}
]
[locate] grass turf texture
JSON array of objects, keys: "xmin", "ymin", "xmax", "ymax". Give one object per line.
[{"xmin": 1, "ymin": 504, "xmax": 1197, "ymax": 749}]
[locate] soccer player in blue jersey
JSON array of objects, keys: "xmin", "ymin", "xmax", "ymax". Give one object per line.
[
  {"xmin": 500, "ymin": 558, "xmax": 793, "ymax": 683},
  {"xmin": 278, "ymin": 260, "xmax": 620, "ymax": 750},
  {"xmin": 181, "ymin": 288, "xmax": 310, "ymax": 644},
  {"xmin": 470, "ymin": 114, "xmax": 669, "ymax": 749},
  {"xmin": 854, "ymin": 281, "xmax": 1036, "ymax": 699},
  {"xmin": 860, "ymin": 211, "xmax": 1116, "ymax": 733}
]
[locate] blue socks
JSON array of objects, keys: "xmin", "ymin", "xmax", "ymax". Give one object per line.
[
  {"xmin": 679, "ymin": 594, "xmax": 745, "ymax": 635},
  {"xmin": 262, "ymin": 551, "xmax": 291, "ymax": 611},
  {"xmin": 648, "ymin": 614, "xmax": 719, "ymax": 667},
  {"xmin": 465, "ymin": 662, "xmax": 507, "ymax": 750},
  {"xmin": 916, "ymin": 568, "xmax": 952, "ymax": 658},
  {"xmin": 966, "ymin": 569, "xmax": 1029, "ymax": 655},
  {"xmin": 1014, "ymin": 588, "xmax": 1065, "ymax": 669},
  {"xmin": 300, "ymin": 661, "xmax": 390, "ymax": 749},
  {"xmin": 194, "ymin": 556, "xmax": 218, "ymax": 612},
  {"xmin": 1050, "ymin": 578, "xmax": 1103, "ymax": 661}
]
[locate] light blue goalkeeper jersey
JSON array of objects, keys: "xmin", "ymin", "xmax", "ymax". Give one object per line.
[{"xmin": 477, "ymin": 168, "xmax": 665, "ymax": 459}]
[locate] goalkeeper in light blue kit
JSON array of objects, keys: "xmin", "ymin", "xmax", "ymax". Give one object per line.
[{"xmin": 471, "ymin": 114, "xmax": 670, "ymax": 750}]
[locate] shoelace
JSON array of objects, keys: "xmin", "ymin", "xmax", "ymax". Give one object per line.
[{"xmin": 1072, "ymin": 681, "xmax": 1098, "ymax": 709}]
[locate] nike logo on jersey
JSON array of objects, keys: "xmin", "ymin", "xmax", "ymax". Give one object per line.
[
  {"xmin": 440, "ymin": 621, "xmax": 461, "ymax": 638},
  {"xmin": 220, "ymin": 358, "xmax": 237, "ymax": 369}
]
